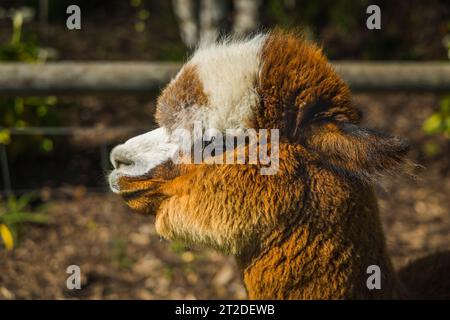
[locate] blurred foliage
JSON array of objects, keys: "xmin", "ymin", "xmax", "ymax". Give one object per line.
[
  {"xmin": 163, "ymin": 266, "xmax": 173, "ymax": 280},
  {"xmin": 266, "ymin": 0, "xmax": 367, "ymax": 32},
  {"xmin": 129, "ymin": 0, "xmax": 186, "ymax": 60},
  {"xmin": 0, "ymin": 8, "xmax": 41, "ymax": 61},
  {"xmin": 261, "ymin": 0, "xmax": 448, "ymax": 60},
  {"xmin": 110, "ymin": 238, "xmax": 132, "ymax": 269},
  {"xmin": 2, "ymin": 0, "xmax": 446, "ymax": 61},
  {"xmin": 423, "ymin": 96, "xmax": 450, "ymax": 137},
  {"xmin": 170, "ymin": 240, "xmax": 188, "ymax": 255},
  {"xmin": 130, "ymin": 0, "xmax": 150, "ymax": 33},
  {"xmin": 422, "ymin": 95, "xmax": 450, "ymax": 157},
  {"xmin": 422, "ymin": 23, "xmax": 450, "ymax": 157},
  {"xmin": 0, "ymin": 6, "xmax": 60, "ymax": 157},
  {"xmin": 0, "ymin": 193, "xmax": 49, "ymax": 251},
  {"xmin": 156, "ymin": 42, "xmax": 187, "ymax": 61}
]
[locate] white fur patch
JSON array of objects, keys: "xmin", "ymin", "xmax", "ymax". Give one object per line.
[
  {"xmin": 109, "ymin": 127, "xmax": 179, "ymax": 193},
  {"xmin": 187, "ymin": 34, "xmax": 267, "ymax": 131},
  {"xmin": 109, "ymin": 35, "xmax": 268, "ymax": 192}
]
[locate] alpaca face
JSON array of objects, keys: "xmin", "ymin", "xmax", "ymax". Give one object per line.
[
  {"xmin": 109, "ymin": 35, "xmax": 273, "ymax": 252},
  {"xmin": 109, "ymin": 32, "xmax": 408, "ymax": 254}
]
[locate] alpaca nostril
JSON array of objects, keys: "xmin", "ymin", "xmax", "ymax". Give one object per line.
[
  {"xmin": 115, "ymin": 158, "xmax": 133, "ymax": 169},
  {"xmin": 110, "ymin": 146, "xmax": 135, "ymax": 170}
]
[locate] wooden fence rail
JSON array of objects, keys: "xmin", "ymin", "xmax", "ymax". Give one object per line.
[{"xmin": 0, "ymin": 61, "xmax": 449, "ymax": 95}]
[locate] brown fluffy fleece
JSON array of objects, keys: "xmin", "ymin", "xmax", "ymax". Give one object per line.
[{"xmin": 109, "ymin": 30, "xmax": 450, "ymax": 299}]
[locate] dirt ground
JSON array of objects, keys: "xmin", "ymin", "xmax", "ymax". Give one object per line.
[
  {"xmin": 0, "ymin": 93, "xmax": 450, "ymax": 299},
  {"xmin": 0, "ymin": 192, "xmax": 246, "ymax": 299}
]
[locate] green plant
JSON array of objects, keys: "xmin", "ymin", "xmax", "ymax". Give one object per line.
[
  {"xmin": 421, "ymin": 96, "xmax": 450, "ymax": 157},
  {"xmin": 266, "ymin": 0, "xmax": 295, "ymax": 29},
  {"xmin": 0, "ymin": 193, "xmax": 50, "ymax": 251},
  {"xmin": 421, "ymin": 25, "xmax": 450, "ymax": 156},
  {"xmin": 169, "ymin": 240, "xmax": 187, "ymax": 255},
  {"xmin": 0, "ymin": 7, "xmax": 59, "ymax": 156},
  {"xmin": 423, "ymin": 96, "xmax": 450, "ymax": 137},
  {"xmin": 110, "ymin": 238, "xmax": 132, "ymax": 269},
  {"xmin": 130, "ymin": 0, "xmax": 150, "ymax": 33}
]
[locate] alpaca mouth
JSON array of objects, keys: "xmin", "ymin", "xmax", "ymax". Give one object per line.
[
  {"xmin": 108, "ymin": 158, "xmax": 182, "ymax": 215},
  {"xmin": 109, "ymin": 159, "xmax": 179, "ymax": 193}
]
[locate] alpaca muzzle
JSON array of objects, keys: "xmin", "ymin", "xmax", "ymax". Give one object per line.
[{"xmin": 108, "ymin": 127, "xmax": 179, "ymax": 194}]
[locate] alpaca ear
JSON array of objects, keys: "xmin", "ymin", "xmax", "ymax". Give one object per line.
[{"xmin": 304, "ymin": 121, "xmax": 410, "ymax": 181}]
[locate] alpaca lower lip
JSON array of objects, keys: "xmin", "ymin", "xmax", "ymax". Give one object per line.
[
  {"xmin": 120, "ymin": 185, "xmax": 166, "ymax": 201},
  {"xmin": 120, "ymin": 188, "xmax": 150, "ymax": 200},
  {"xmin": 108, "ymin": 171, "xmax": 123, "ymax": 194},
  {"xmin": 109, "ymin": 168, "xmax": 168, "ymax": 193}
]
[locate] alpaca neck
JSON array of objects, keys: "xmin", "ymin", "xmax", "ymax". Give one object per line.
[{"xmin": 236, "ymin": 189, "xmax": 408, "ymax": 299}]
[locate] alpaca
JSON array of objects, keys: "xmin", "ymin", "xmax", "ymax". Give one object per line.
[{"xmin": 108, "ymin": 31, "xmax": 450, "ymax": 299}]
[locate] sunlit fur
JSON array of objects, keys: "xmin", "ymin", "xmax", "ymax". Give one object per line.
[{"xmin": 110, "ymin": 31, "xmax": 450, "ymax": 299}]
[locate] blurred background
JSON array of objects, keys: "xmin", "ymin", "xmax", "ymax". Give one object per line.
[{"xmin": 0, "ymin": 0, "xmax": 449, "ymax": 299}]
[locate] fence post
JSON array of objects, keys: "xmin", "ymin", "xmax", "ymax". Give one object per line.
[
  {"xmin": 100, "ymin": 143, "xmax": 110, "ymax": 192},
  {"xmin": 0, "ymin": 144, "xmax": 12, "ymax": 196}
]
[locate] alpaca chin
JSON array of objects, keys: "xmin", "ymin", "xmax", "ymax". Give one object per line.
[{"xmin": 154, "ymin": 193, "xmax": 253, "ymax": 255}]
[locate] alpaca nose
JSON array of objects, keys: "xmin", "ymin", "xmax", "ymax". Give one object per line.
[{"xmin": 110, "ymin": 145, "xmax": 135, "ymax": 170}]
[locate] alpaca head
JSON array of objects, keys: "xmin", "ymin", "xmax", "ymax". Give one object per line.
[{"xmin": 109, "ymin": 31, "xmax": 409, "ymax": 255}]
